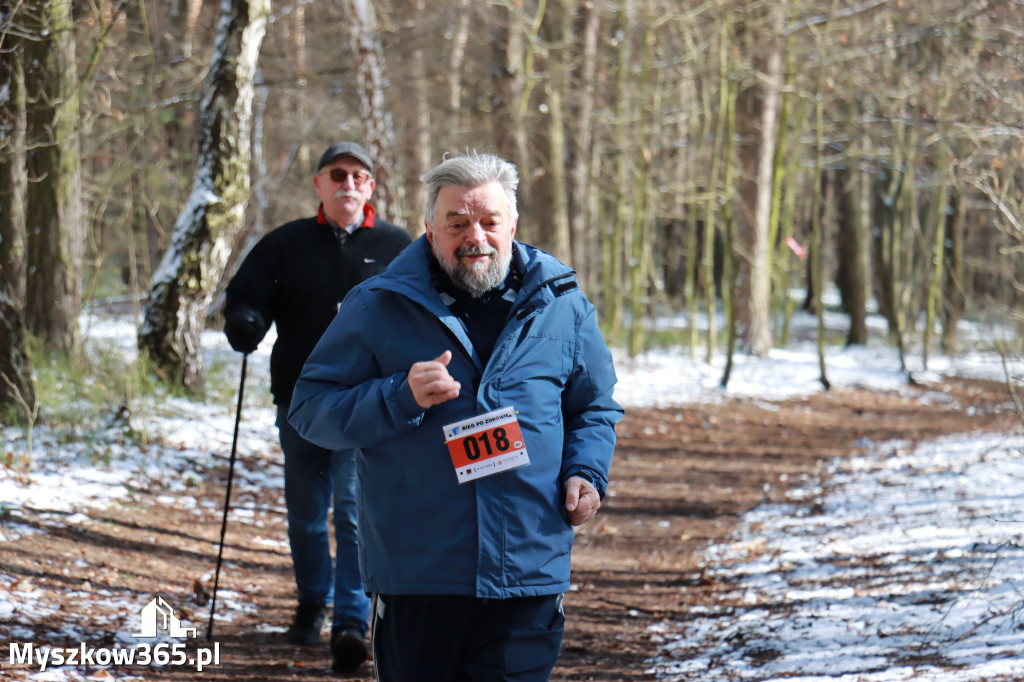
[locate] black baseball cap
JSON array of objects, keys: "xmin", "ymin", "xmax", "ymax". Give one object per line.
[{"xmin": 318, "ymin": 141, "xmax": 374, "ymax": 173}]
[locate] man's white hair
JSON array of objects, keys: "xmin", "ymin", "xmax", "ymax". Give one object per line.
[{"xmin": 421, "ymin": 152, "xmax": 519, "ymax": 226}]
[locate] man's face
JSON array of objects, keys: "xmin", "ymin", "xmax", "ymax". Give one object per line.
[
  {"xmin": 313, "ymin": 156, "xmax": 375, "ymax": 227},
  {"xmin": 426, "ymin": 181, "xmax": 517, "ymax": 298}
]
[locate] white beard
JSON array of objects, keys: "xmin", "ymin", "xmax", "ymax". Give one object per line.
[{"xmin": 434, "ymin": 241, "xmax": 512, "ymax": 298}]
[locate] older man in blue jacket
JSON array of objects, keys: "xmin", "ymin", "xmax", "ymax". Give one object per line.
[{"xmin": 289, "ymin": 152, "xmax": 622, "ymax": 681}]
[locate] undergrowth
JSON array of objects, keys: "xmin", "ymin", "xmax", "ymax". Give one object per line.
[{"xmin": 2, "ymin": 326, "xmax": 250, "ymax": 473}]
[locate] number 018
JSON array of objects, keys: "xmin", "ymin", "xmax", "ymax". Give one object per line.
[{"xmin": 463, "ymin": 427, "xmax": 512, "ymax": 460}]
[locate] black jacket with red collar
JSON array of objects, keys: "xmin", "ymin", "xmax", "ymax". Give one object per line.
[{"xmin": 224, "ymin": 204, "xmax": 411, "ymax": 405}]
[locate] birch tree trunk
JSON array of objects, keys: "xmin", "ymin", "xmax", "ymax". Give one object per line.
[
  {"xmin": 22, "ymin": 0, "xmax": 83, "ymax": 354},
  {"xmin": 347, "ymin": 0, "xmax": 402, "ymax": 224},
  {"xmin": 744, "ymin": 13, "xmax": 781, "ymax": 358},
  {"xmin": 139, "ymin": 0, "xmax": 270, "ymax": 391}
]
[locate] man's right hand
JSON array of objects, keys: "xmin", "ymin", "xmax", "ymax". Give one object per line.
[
  {"xmin": 408, "ymin": 350, "xmax": 461, "ymax": 409},
  {"xmin": 224, "ymin": 309, "xmax": 264, "ymax": 354}
]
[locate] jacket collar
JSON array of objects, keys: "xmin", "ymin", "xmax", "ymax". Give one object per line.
[
  {"xmin": 316, "ymin": 202, "xmax": 376, "ymax": 229},
  {"xmin": 375, "ymin": 236, "xmax": 575, "ymax": 314}
]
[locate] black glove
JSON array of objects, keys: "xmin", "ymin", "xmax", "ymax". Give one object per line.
[{"xmin": 224, "ymin": 308, "xmax": 265, "ymax": 354}]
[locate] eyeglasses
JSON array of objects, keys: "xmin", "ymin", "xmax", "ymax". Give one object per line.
[{"xmin": 324, "ymin": 168, "xmax": 372, "ymax": 186}]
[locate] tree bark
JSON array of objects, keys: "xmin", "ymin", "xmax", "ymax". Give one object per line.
[
  {"xmin": 701, "ymin": 16, "xmax": 730, "ymax": 363},
  {"xmin": 0, "ymin": 288, "xmax": 35, "ymax": 421},
  {"xmin": 0, "ymin": 5, "xmax": 35, "ymax": 419},
  {"xmin": 491, "ymin": 2, "xmax": 532, "ymax": 231},
  {"xmin": 22, "ymin": 0, "xmax": 84, "ymax": 354},
  {"xmin": 567, "ymin": 2, "xmax": 600, "ymax": 290},
  {"xmin": 835, "ymin": 154, "xmax": 869, "ymax": 346},
  {"xmin": 923, "ymin": 151, "xmax": 950, "ymax": 367},
  {"xmin": 603, "ymin": 0, "xmax": 635, "ymax": 336},
  {"xmin": 405, "ymin": 0, "xmax": 432, "ymax": 234},
  {"xmin": 0, "ymin": 9, "xmax": 28, "ymax": 307},
  {"xmin": 448, "ymin": 0, "xmax": 471, "ymax": 123},
  {"xmin": 940, "ymin": 188, "xmax": 965, "ymax": 354},
  {"xmin": 741, "ymin": 18, "xmax": 781, "ymax": 359},
  {"xmin": 534, "ymin": 0, "xmax": 572, "ymax": 261},
  {"xmin": 347, "ymin": 0, "xmax": 403, "ymax": 225},
  {"xmin": 139, "ymin": 0, "xmax": 270, "ymax": 392}
]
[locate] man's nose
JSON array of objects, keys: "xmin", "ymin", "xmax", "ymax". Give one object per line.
[{"xmin": 464, "ymin": 223, "xmax": 487, "ymax": 244}]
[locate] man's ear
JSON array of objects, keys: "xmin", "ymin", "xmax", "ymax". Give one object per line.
[{"xmin": 424, "ymin": 221, "xmax": 434, "ymax": 245}]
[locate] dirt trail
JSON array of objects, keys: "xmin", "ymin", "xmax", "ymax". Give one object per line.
[{"xmin": 0, "ymin": 377, "xmax": 1016, "ymax": 680}]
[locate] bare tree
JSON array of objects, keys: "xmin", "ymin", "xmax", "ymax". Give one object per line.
[
  {"xmin": 0, "ymin": 6, "xmax": 34, "ymax": 417},
  {"xmin": 448, "ymin": 0, "xmax": 471, "ymax": 123},
  {"xmin": 0, "ymin": 272, "xmax": 34, "ymax": 422},
  {"xmin": 22, "ymin": 0, "xmax": 84, "ymax": 354},
  {"xmin": 138, "ymin": 0, "xmax": 270, "ymax": 391},
  {"xmin": 737, "ymin": 4, "xmax": 781, "ymax": 358},
  {"xmin": 491, "ymin": 2, "xmax": 532, "ymax": 229},
  {"xmin": 404, "ymin": 0, "xmax": 432, "ymax": 232},
  {"xmin": 346, "ymin": 0, "xmax": 403, "ymax": 224},
  {"xmin": 567, "ymin": 1, "xmax": 601, "ymax": 289},
  {"xmin": 533, "ymin": 0, "xmax": 572, "ymax": 261},
  {"xmin": 0, "ymin": 0, "xmax": 27, "ymax": 306}
]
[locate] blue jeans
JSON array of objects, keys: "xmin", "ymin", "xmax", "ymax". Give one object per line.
[{"xmin": 277, "ymin": 404, "xmax": 370, "ymax": 632}]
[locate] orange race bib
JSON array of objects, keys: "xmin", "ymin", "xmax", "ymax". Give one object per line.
[{"xmin": 443, "ymin": 406, "xmax": 531, "ymax": 483}]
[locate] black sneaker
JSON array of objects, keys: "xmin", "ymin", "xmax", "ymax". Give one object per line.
[
  {"xmin": 330, "ymin": 622, "xmax": 368, "ymax": 673},
  {"xmin": 285, "ymin": 601, "xmax": 327, "ymax": 646}
]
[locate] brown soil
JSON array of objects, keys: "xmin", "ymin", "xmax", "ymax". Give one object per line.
[{"xmin": 0, "ymin": 376, "xmax": 1017, "ymax": 680}]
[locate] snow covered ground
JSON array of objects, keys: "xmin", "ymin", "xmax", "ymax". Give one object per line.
[
  {"xmin": 2, "ymin": 308, "xmax": 1023, "ymax": 680},
  {"xmin": 646, "ymin": 430, "xmax": 1024, "ymax": 681}
]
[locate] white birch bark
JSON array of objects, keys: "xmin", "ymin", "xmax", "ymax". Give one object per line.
[
  {"xmin": 139, "ymin": 0, "xmax": 270, "ymax": 391},
  {"xmin": 747, "ymin": 36, "xmax": 781, "ymax": 358}
]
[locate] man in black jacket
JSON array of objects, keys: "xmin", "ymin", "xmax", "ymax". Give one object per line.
[{"xmin": 223, "ymin": 141, "xmax": 410, "ymax": 673}]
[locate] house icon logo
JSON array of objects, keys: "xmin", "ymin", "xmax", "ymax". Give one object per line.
[{"xmin": 134, "ymin": 596, "xmax": 197, "ymax": 639}]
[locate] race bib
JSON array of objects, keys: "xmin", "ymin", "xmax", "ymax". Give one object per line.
[{"xmin": 443, "ymin": 406, "xmax": 531, "ymax": 483}]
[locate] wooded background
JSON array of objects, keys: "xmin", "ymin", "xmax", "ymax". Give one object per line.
[{"xmin": 1, "ymin": 0, "xmax": 1023, "ymax": 409}]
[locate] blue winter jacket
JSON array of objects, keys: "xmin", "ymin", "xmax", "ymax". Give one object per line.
[{"xmin": 288, "ymin": 236, "xmax": 622, "ymax": 598}]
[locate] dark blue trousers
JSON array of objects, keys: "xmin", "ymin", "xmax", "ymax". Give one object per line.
[{"xmin": 370, "ymin": 593, "xmax": 565, "ymax": 682}]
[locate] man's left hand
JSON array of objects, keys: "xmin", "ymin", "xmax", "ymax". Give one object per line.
[{"xmin": 564, "ymin": 476, "xmax": 601, "ymax": 526}]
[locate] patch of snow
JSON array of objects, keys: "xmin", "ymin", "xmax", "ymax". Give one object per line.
[{"xmin": 646, "ymin": 432, "xmax": 1024, "ymax": 681}]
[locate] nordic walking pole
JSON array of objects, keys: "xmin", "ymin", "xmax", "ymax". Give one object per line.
[{"xmin": 207, "ymin": 353, "xmax": 248, "ymax": 640}]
